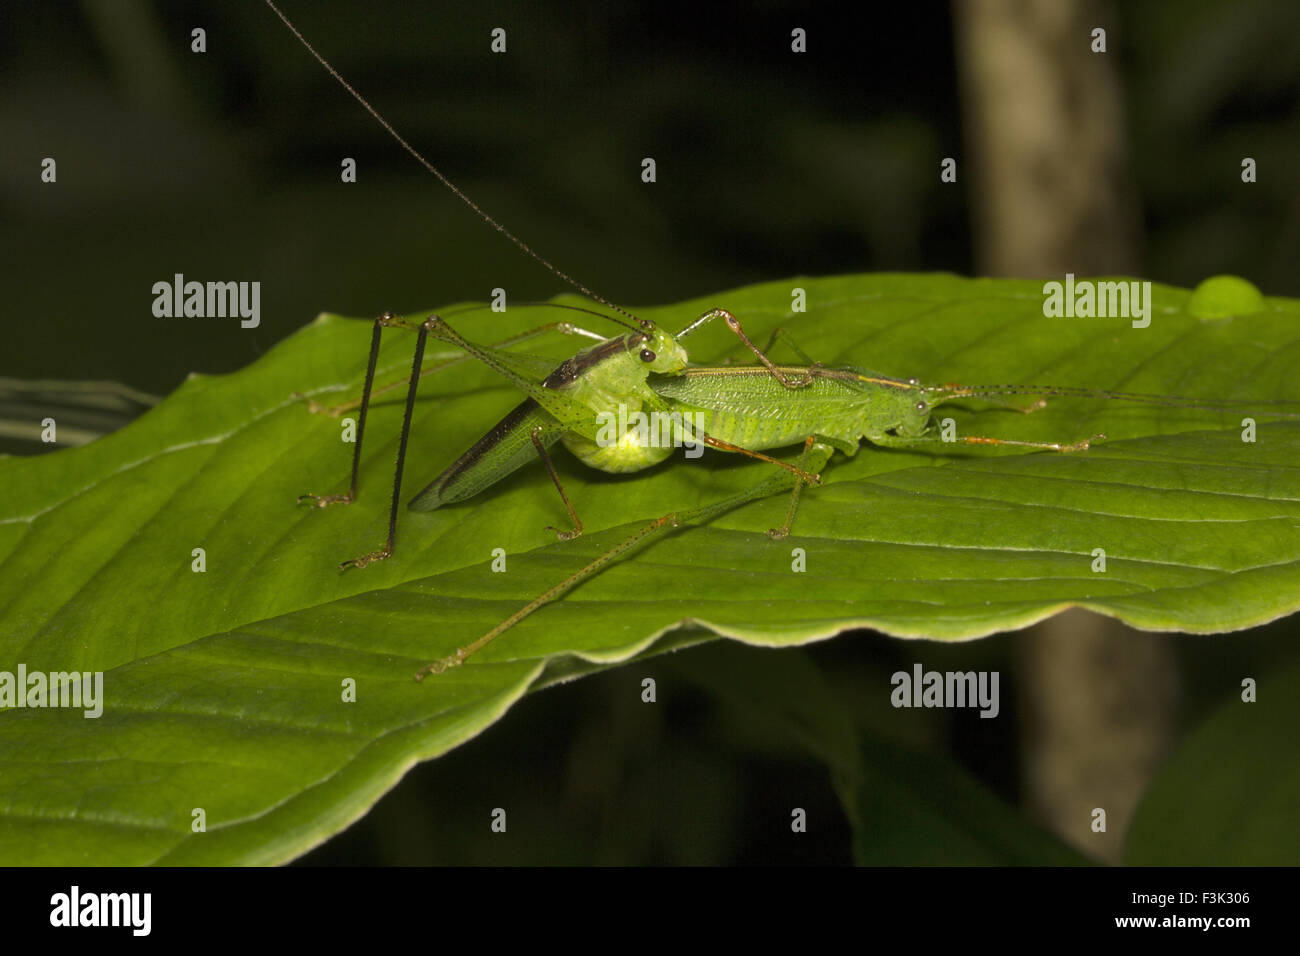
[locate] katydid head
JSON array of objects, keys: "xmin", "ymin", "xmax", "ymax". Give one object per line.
[
  {"xmin": 893, "ymin": 387, "xmax": 937, "ymax": 439},
  {"xmin": 838, "ymin": 371, "xmax": 939, "ymax": 438},
  {"xmin": 630, "ymin": 323, "xmax": 689, "ymax": 374}
]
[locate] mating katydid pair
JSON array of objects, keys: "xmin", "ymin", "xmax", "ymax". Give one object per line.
[
  {"xmin": 268, "ymin": 1, "xmax": 1291, "ymax": 678},
  {"xmin": 302, "ymin": 297, "xmax": 1099, "ymax": 678}
]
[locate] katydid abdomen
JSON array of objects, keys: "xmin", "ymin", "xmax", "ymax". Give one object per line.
[{"xmin": 560, "ymin": 428, "xmax": 679, "ymax": 474}]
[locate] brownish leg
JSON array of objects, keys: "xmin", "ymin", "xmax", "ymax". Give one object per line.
[{"xmin": 530, "ymin": 427, "xmax": 583, "ymax": 540}]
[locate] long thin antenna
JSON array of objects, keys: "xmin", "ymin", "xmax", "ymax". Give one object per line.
[
  {"xmin": 263, "ymin": 0, "xmax": 645, "ymax": 333},
  {"xmin": 934, "ymin": 382, "xmax": 1300, "ymax": 416}
]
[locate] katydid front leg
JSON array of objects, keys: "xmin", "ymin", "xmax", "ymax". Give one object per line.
[{"xmin": 677, "ymin": 308, "xmax": 818, "ymax": 388}]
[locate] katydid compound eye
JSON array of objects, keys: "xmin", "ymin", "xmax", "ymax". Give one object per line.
[
  {"xmin": 640, "ymin": 348, "xmax": 656, "ymax": 363},
  {"xmin": 916, "ymin": 401, "xmax": 928, "ymax": 413}
]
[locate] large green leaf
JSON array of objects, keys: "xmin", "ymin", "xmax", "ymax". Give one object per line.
[{"xmin": 1, "ymin": 273, "xmax": 1297, "ymax": 864}]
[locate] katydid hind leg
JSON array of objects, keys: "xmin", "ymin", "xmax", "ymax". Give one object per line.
[
  {"xmin": 307, "ymin": 318, "xmax": 606, "ymax": 419},
  {"xmin": 342, "ymin": 314, "xmax": 432, "ymax": 569},
  {"xmin": 421, "ymin": 314, "xmax": 599, "ymax": 427},
  {"xmin": 298, "ymin": 313, "xmax": 388, "ymax": 510},
  {"xmin": 415, "ymin": 439, "xmax": 835, "ymax": 679},
  {"xmin": 300, "ymin": 312, "xmax": 432, "ymax": 570}
]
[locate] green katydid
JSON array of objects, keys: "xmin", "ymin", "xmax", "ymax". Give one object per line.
[{"xmin": 268, "ymin": 1, "xmax": 1296, "ymax": 680}]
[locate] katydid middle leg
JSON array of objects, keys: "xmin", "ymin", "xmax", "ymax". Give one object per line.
[
  {"xmin": 767, "ymin": 435, "xmax": 836, "ymax": 539},
  {"xmin": 530, "ymin": 426, "xmax": 583, "ymax": 540}
]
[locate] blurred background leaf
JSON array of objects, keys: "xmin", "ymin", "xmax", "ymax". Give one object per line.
[
  {"xmin": 1124, "ymin": 662, "xmax": 1300, "ymax": 865},
  {"xmin": 3, "ymin": 0, "xmax": 1298, "ymax": 864}
]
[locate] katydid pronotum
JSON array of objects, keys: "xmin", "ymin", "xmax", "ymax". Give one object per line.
[{"xmin": 268, "ymin": 1, "xmax": 1295, "ymax": 679}]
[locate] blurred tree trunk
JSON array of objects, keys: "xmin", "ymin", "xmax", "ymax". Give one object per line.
[{"xmin": 954, "ymin": 0, "xmax": 1176, "ymax": 863}]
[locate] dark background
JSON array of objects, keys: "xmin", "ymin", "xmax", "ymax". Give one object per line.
[
  {"xmin": 7, "ymin": 0, "xmax": 1297, "ymax": 397},
  {"xmin": 3, "ymin": 0, "xmax": 1298, "ymax": 864}
]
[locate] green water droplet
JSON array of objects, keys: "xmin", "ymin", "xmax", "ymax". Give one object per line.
[{"xmin": 1187, "ymin": 275, "xmax": 1265, "ymax": 319}]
